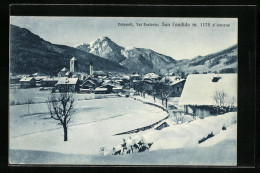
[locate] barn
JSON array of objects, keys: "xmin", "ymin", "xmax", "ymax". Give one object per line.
[{"xmin": 179, "ymin": 74, "xmax": 237, "ymax": 119}]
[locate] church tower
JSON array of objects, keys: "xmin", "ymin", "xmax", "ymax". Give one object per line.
[
  {"xmin": 70, "ymin": 57, "xmax": 78, "ymax": 72},
  {"xmin": 89, "ymin": 61, "xmax": 93, "ymax": 75}
]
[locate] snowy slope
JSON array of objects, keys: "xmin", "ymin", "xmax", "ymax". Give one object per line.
[
  {"xmin": 10, "ymin": 25, "xmax": 128, "ymax": 75},
  {"xmin": 10, "ymin": 111, "xmax": 237, "ymax": 165},
  {"xmin": 172, "ymin": 45, "xmax": 238, "ymax": 74}
]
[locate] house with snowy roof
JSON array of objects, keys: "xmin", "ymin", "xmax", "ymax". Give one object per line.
[
  {"xmin": 55, "ymin": 77, "xmax": 79, "ymax": 92},
  {"xmin": 19, "ymin": 77, "xmax": 36, "ymax": 88},
  {"xmin": 169, "ymin": 79, "xmax": 186, "ymax": 97},
  {"xmin": 179, "ymin": 73, "xmax": 237, "ymax": 118},
  {"xmin": 58, "ymin": 67, "xmax": 68, "ymax": 77},
  {"xmin": 41, "ymin": 77, "xmax": 59, "ymax": 87}
]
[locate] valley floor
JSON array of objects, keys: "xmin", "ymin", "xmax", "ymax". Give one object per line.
[{"xmin": 9, "ymin": 90, "xmax": 237, "ymax": 165}]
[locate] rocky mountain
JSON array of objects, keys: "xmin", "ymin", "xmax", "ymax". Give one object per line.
[
  {"xmin": 76, "ymin": 37, "xmax": 126, "ymax": 63},
  {"xmin": 76, "ymin": 37, "xmax": 177, "ymax": 74},
  {"xmin": 10, "ymin": 25, "xmax": 128, "ymax": 75}
]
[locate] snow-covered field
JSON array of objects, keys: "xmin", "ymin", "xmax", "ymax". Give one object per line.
[
  {"xmin": 9, "ymin": 89, "xmax": 237, "ymax": 165},
  {"xmin": 9, "ymin": 96, "xmax": 168, "ymax": 159}
]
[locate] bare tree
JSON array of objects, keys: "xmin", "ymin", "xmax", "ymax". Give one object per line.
[
  {"xmin": 47, "ymin": 92, "xmax": 75, "ymax": 141},
  {"xmin": 160, "ymin": 84, "xmax": 172, "ymax": 108},
  {"xmin": 229, "ymin": 96, "xmax": 236, "ymax": 108},
  {"xmin": 213, "ymin": 90, "xmax": 227, "ymax": 107}
]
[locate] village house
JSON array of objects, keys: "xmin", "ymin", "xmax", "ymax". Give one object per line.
[
  {"xmin": 130, "ymin": 73, "xmax": 142, "ymax": 88},
  {"xmin": 179, "ymin": 74, "xmax": 237, "ymax": 119},
  {"xmin": 93, "ymin": 71, "xmax": 106, "ymax": 77},
  {"xmin": 81, "ymin": 77, "xmax": 102, "ymax": 89},
  {"xmin": 34, "ymin": 76, "xmax": 47, "ymax": 86},
  {"xmin": 41, "ymin": 77, "xmax": 59, "ymax": 87},
  {"xmin": 65, "ymin": 71, "xmax": 73, "ymax": 78},
  {"xmin": 10, "ymin": 75, "xmax": 21, "ymax": 84},
  {"xmin": 58, "ymin": 67, "xmax": 68, "ymax": 77},
  {"xmin": 19, "ymin": 77, "xmax": 36, "ymax": 88},
  {"xmin": 143, "ymin": 73, "xmax": 160, "ymax": 83},
  {"xmin": 169, "ymin": 79, "xmax": 186, "ymax": 97},
  {"xmin": 55, "ymin": 77, "xmax": 80, "ymax": 93}
]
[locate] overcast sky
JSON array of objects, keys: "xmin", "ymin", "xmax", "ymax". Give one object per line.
[{"xmin": 10, "ymin": 17, "xmax": 237, "ymax": 60}]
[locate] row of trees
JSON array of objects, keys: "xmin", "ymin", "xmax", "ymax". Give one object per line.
[{"xmin": 134, "ymin": 82, "xmax": 175, "ymax": 108}]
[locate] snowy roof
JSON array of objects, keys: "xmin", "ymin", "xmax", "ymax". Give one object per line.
[
  {"xmin": 93, "ymin": 71, "xmax": 106, "ymax": 76},
  {"xmin": 179, "ymin": 74, "xmax": 237, "ymax": 106},
  {"xmin": 169, "ymin": 79, "xmax": 186, "ymax": 86},
  {"xmin": 160, "ymin": 76, "xmax": 177, "ymax": 83},
  {"xmin": 65, "ymin": 71, "xmax": 72, "ymax": 75},
  {"xmin": 61, "ymin": 67, "xmax": 68, "ymax": 72},
  {"xmin": 143, "ymin": 73, "xmax": 159, "ymax": 79},
  {"xmin": 113, "ymin": 86, "xmax": 123, "ymax": 90},
  {"xmin": 131, "ymin": 74, "xmax": 140, "ymax": 77},
  {"xmin": 43, "ymin": 77, "xmax": 59, "ymax": 81},
  {"xmin": 20, "ymin": 77, "xmax": 35, "ymax": 82},
  {"xmin": 95, "ymin": 87, "xmax": 108, "ymax": 91},
  {"xmin": 56, "ymin": 77, "xmax": 79, "ymax": 85},
  {"xmin": 71, "ymin": 57, "xmax": 77, "ymax": 61},
  {"xmin": 34, "ymin": 76, "xmax": 47, "ymax": 80},
  {"xmin": 103, "ymin": 80, "xmax": 121, "ymax": 86}
]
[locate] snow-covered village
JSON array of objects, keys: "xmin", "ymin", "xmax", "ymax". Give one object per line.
[{"xmin": 9, "ymin": 17, "xmax": 238, "ymax": 165}]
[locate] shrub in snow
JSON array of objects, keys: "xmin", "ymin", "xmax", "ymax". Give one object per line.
[
  {"xmin": 155, "ymin": 122, "xmax": 169, "ymax": 130},
  {"xmin": 210, "ymin": 105, "xmax": 236, "ymax": 115},
  {"xmin": 112, "ymin": 137, "xmax": 153, "ymax": 155},
  {"xmin": 99, "ymin": 147, "xmax": 105, "ymax": 156},
  {"xmin": 198, "ymin": 132, "xmax": 214, "ymax": 144},
  {"xmin": 172, "ymin": 111, "xmax": 185, "ymax": 124},
  {"xmin": 222, "ymin": 124, "xmax": 227, "ymax": 130}
]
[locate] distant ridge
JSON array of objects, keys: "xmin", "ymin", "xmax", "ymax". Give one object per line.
[{"xmin": 10, "ymin": 25, "xmax": 128, "ymax": 75}]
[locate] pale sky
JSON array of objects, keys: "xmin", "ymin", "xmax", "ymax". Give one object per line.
[{"xmin": 10, "ymin": 17, "xmax": 237, "ymax": 60}]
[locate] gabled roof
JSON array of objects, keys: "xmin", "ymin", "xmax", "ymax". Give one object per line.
[
  {"xmin": 20, "ymin": 77, "xmax": 35, "ymax": 82},
  {"xmin": 169, "ymin": 79, "xmax": 186, "ymax": 86},
  {"xmin": 61, "ymin": 67, "xmax": 68, "ymax": 72},
  {"xmin": 82, "ymin": 80, "xmax": 96, "ymax": 86},
  {"xmin": 179, "ymin": 74, "xmax": 237, "ymax": 106},
  {"xmin": 56, "ymin": 77, "xmax": 79, "ymax": 85}
]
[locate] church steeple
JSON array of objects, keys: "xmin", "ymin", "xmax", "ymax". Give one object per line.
[
  {"xmin": 89, "ymin": 61, "xmax": 93, "ymax": 75},
  {"xmin": 70, "ymin": 57, "xmax": 78, "ymax": 72}
]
